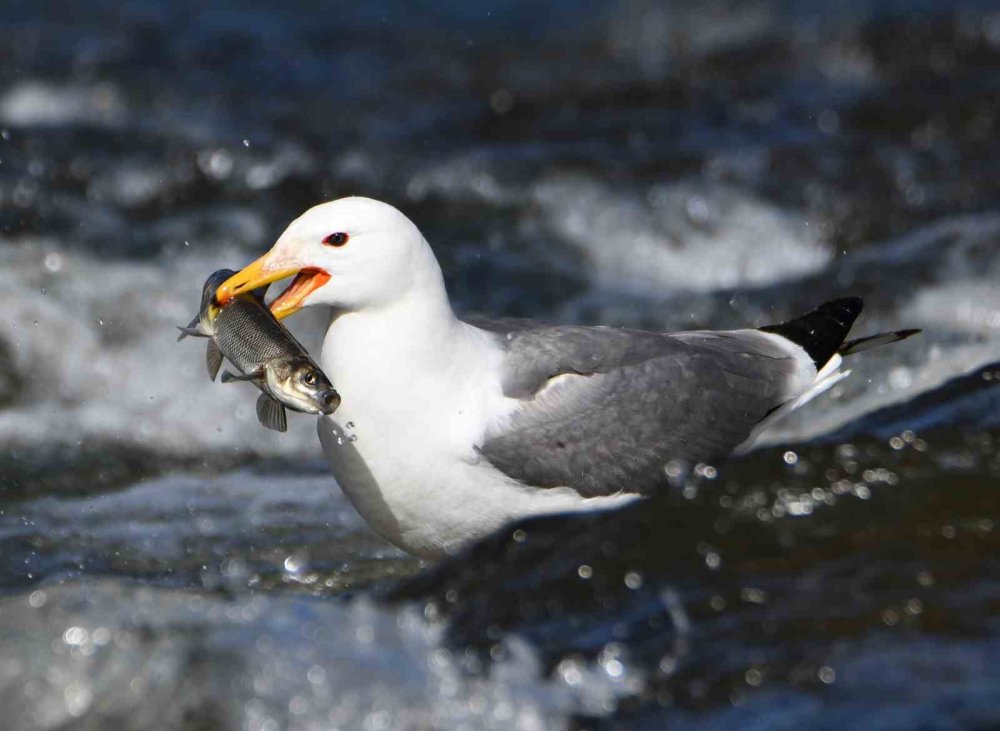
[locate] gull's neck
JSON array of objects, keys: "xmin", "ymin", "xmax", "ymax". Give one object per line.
[{"xmin": 322, "ymin": 250, "xmax": 466, "ymax": 377}]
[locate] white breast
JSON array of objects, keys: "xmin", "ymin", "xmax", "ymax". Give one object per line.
[{"xmin": 316, "ymin": 315, "xmax": 636, "ymax": 558}]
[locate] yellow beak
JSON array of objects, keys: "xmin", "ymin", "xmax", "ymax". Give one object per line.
[{"xmin": 215, "ymin": 253, "xmax": 330, "ymax": 320}]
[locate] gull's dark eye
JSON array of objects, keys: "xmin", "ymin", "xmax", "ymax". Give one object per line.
[
  {"xmin": 303, "ymin": 371, "xmax": 318, "ymax": 386},
  {"xmin": 322, "ymin": 232, "xmax": 349, "ymax": 247}
]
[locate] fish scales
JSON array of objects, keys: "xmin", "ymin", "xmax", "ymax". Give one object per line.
[
  {"xmin": 214, "ymin": 299, "xmax": 310, "ymax": 375},
  {"xmin": 178, "ymin": 268, "xmax": 339, "ymax": 431}
]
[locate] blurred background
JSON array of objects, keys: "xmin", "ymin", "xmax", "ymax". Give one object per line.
[{"xmin": 1, "ymin": 1, "xmax": 998, "ymax": 729}]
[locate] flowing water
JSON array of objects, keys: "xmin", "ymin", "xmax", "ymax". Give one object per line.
[{"xmin": 1, "ymin": 1, "xmax": 998, "ymax": 729}]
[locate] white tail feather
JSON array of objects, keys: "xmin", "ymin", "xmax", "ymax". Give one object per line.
[{"xmin": 734, "ymin": 354, "xmax": 850, "ymax": 455}]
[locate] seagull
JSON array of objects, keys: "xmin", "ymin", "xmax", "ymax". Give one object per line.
[{"xmin": 214, "ymin": 197, "xmax": 918, "ymax": 558}]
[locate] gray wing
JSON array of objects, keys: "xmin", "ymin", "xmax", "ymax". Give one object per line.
[{"xmin": 469, "ymin": 318, "xmax": 804, "ymax": 498}]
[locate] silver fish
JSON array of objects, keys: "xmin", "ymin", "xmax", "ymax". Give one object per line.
[{"xmin": 178, "ymin": 269, "xmax": 340, "ymax": 431}]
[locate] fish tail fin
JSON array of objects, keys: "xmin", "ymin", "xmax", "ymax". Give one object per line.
[
  {"xmin": 176, "ymin": 315, "xmax": 208, "ymax": 342},
  {"xmin": 176, "ymin": 326, "xmax": 207, "ymax": 341}
]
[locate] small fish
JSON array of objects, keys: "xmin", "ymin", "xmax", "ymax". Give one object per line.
[{"xmin": 178, "ymin": 269, "xmax": 340, "ymax": 431}]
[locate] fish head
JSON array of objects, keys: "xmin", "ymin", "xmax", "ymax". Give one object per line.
[
  {"xmin": 178, "ymin": 268, "xmax": 238, "ymax": 340},
  {"xmin": 264, "ymin": 357, "xmax": 341, "ymax": 415},
  {"xmin": 199, "ymin": 268, "xmax": 238, "ymax": 330}
]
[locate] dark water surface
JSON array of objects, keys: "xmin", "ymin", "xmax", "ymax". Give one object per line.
[{"xmin": 1, "ymin": 1, "xmax": 999, "ymax": 728}]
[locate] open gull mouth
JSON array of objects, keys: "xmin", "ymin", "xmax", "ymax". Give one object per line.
[
  {"xmin": 214, "ymin": 254, "xmax": 330, "ymax": 318},
  {"xmin": 269, "ymin": 268, "xmax": 331, "ymax": 319}
]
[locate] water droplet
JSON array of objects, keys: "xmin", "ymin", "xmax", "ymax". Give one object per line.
[
  {"xmin": 91, "ymin": 627, "xmax": 111, "ymax": 646},
  {"xmin": 345, "ymin": 421, "xmax": 355, "ymax": 429},
  {"xmin": 242, "ymin": 139, "xmax": 250, "ymax": 147},
  {"xmin": 348, "ymin": 434, "xmax": 358, "ymax": 442},
  {"xmin": 557, "ymin": 658, "xmax": 584, "ymax": 685},
  {"xmin": 64, "ymin": 681, "xmax": 92, "ymax": 717},
  {"xmin": 199, "ymin": 148, "xmax": 233, "ymax": 179},
  {"xmin": 889, "ymin": 366, "xmax": 913, "ymax": 390},
  {"xmin": 783, "ymin": 450, "xmax": 798, "ymax": 465},
  {"xmin": 43, "ymin": 252, "xmax": 63, "ymax": 272},
  {"xmin": 63, "ymin": 626, "xmax": 88, "ymax": 646},
  {"xmin": 490, "ymin": 88, "xmax": 514, "ymax": 115},
  {"xmin": 603, "ymin": 658, "xmax": 624, "ymax": 678},
  {"xmin": 905, "ymin": 598, "xmax": 923, "ymax": 615},
  {"xmin": 817, "ymin": 109, "xmax": 840, "ymax": 135},
  {"xmin": 221, "ymin": 557, "xmax": 249, "ymax": 583},
  {"xmin": 577, "ymin": 564, "xmax": 593, "ymax": 579},
  {"xmin": 307, "ymin": 665, "xmax": 326, "ymax": 685},
  {"xmin": 882, "ymin": 608, "xmax": 901, "ymax": 626},
  {"xmin": 663, "ymin": 459, "xmax": 686, "ymax": 487}
]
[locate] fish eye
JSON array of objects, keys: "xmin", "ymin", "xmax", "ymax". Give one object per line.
[
  {"xmin": 303, "ymin": 371, "xmax": 318, "ymax": 386},
  {"xmin": 322, "ymin": 232, "xmax": 349, "ymax": 247}
]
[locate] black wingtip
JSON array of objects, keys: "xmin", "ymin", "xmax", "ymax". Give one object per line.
[{"xmin": 760, "ymin": 297, "xmax": 865, "ymax": 369}]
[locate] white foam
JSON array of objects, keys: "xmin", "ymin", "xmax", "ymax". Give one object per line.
[
  {"xmin": 908, "ymin": 280, "xmax": 1000, "ymax": 334},
  {"xmin": 606, "ymin": 2, "xmax": 775, "ymax": 77},
  {"xmin": 0, "ymin": 579, "xmax": 639, "ymax": 731},
  {"xmin": 0, "ymin": 81, "xmax": 127, "ymax": 127},
  {"xmin": 404, "ymin": 154, "xmax": 519, "ymax": 206},
  {"xmin": 530, "ymin": 175, "xmax": 832, "ymax": 295}
]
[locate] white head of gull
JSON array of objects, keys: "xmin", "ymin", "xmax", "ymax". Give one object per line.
[{"xmin": 216, "ymin": 196, "xmax": 918, "ymax": 558}]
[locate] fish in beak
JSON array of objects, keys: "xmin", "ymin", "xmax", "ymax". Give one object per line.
[
  {"xmin": 215, "ymin": 252, "xmax": 330, "ymax": 320},
  {"xmin": 178, "ymin": 267, "xmax": 340, "ymax": 431}
]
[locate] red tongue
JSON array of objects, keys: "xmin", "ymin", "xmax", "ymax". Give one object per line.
[{"xmin": 269, "ymin": 268, "xmax": 331, "ymax": 319}]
